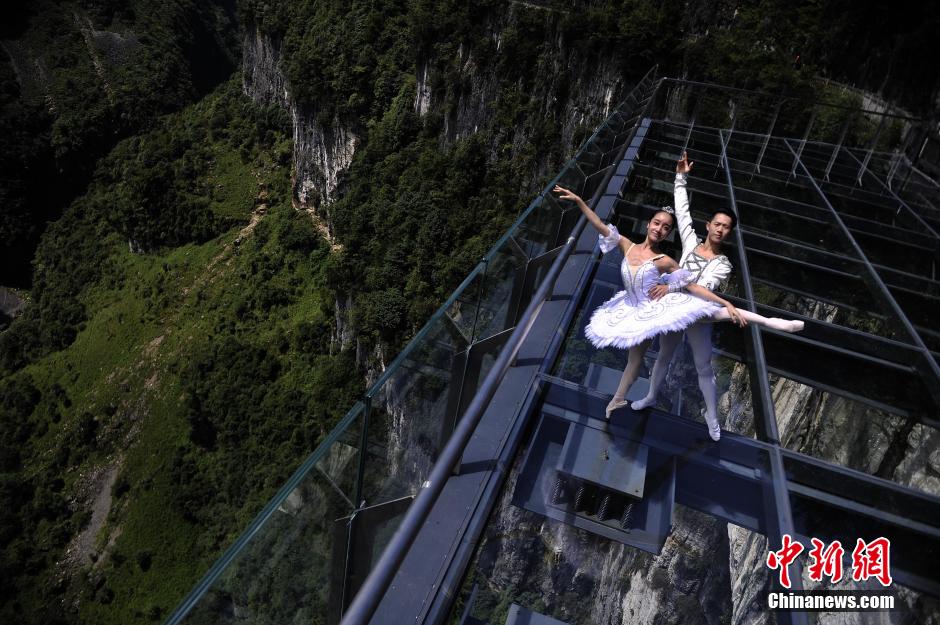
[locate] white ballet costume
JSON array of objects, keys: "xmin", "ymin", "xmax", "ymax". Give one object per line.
[{"xmin": 585, "ymin": 225, "xmax": 721, "ymax": 350}]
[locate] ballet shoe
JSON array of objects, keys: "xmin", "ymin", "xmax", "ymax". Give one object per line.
[
  {"xmin": 630, "ymin": 396, "xmax": 655, "ymax": 411},
  {"xmin": 704, "ymin": 412, "xmax": 721, "ymax": 442},
  {"xmin": 605, "ymin": 397, "xmax": 628, "ymax": 420},
  {"xmin": 708, "ymin": 423, "xmax": 721, "ymax": 442}
]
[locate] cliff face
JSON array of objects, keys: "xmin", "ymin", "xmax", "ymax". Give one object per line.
[
  {"xmin": 240, "ymin": 4, "xmax": 638, "ymax": 371},
  {"xmin": 419, "ymin": 8, "xmax": 627, "ymax": 185},
  {"xmin": 242, "ymin": 5, "xmax": 628, "ymax": 220},
  {"xmin": 242, "ymin": 30, "xmax": 357, "ymax": 226}
]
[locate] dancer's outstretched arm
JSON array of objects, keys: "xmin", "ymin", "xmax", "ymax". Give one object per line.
[
  {"xmin": 686, "ymin": 283, "xmax": 747, "ymax": 326},
  {"xmin": 554, "ymin": 185, "xmax": 610, "ymax": 237}
]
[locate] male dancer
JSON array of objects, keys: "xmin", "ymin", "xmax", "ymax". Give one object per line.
[{"xmin": 630, "ymin": 152, "xmax": 736, "ymax": 441}]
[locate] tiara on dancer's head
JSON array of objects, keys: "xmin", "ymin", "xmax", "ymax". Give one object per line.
[{"xmin": 659, "ymin": 205, "xmax": 675, "ymax": 215}]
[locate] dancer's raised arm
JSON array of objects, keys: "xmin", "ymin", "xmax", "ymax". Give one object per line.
[
  {"xmin": 674, "ymin": 152, "xmax": 699, "ymax": 258},
  {"xmin": 554, "ymin": 185, "xmax": 610, "ymax": 237}
]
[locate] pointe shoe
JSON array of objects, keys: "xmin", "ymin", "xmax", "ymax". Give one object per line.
[
  {"xmin": 631, "ymin": 396, "xmax": 655, "ymax": 411},
  {"xmin": 707, "ymin": 423, "xmax": 721, "ymax": 442},
  {"xmin": 605, "ymin": 398, "xmax": 628, "ymax": 420},
  {"xmin": 704, "ymin": 413, "xmax": 721, "ymax": 442}
]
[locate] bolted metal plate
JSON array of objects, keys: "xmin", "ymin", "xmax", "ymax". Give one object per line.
[{"xmin": 555, "ymin": 422, "xmax": 648, "ymax": 498}]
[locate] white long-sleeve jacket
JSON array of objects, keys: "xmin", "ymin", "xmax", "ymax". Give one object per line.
[{"xmin": 674, "ymin": 172, "xmax": 733, "ymax": 292}]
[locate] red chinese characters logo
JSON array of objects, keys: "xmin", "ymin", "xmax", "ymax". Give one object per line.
[
  {"xmin": 807, "ymin": 538, "xmax": 844, "ymax": 583},
  {"xmin": 851, "ymin": 537, "xmax": 893, "ymax": 587},
  {"xmin": 766, "ymin": 536, "xmax": 892, "ymax": 588},
  {"xmin": 766, "ymin": 534, "xmax": 804, "ymax": 589}
]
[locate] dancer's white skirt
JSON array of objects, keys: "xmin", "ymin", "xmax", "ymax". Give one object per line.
[{"xmin": 585, "ymin": 291, "xmax": 720, "ymax": 349}]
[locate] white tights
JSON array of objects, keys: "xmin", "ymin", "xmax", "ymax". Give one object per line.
[
  {"xmin": 628, "ymin": 324, "xmax": 718, "ymax": 429},
  {"xmin": 611, "ymin": 339, "xmax": 653, "ymax": 403},
  {"xmin": 711, "ymin": 308, "xmax": 804, "ymax": 332}
]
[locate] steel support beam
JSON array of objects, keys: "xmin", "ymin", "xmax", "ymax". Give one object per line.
[
  {"xmin": 718, "ymin": 129, "xmax": 808, "ymax": 625},
  {"xmin": 783, "ymin": 138, "xmax": 940, "ymax": 412}
]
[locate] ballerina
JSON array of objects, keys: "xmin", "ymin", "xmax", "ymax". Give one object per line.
[{"xmin": 554, "ymin": 174, "xmax": 803, "ymax": 441}]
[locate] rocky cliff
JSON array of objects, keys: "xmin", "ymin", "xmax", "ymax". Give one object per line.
[
  {"xmin": 418, "ymin": 7, "xmax": 628, "ymax": 185},
  {"xmin": 241, "ymin": 4, "xmax": 630, "ymax": 225},
  {"xmin": 242, "ymin": 30, "xmax": 357, "ymax": 227}
]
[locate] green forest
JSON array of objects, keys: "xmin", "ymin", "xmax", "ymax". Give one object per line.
[{"xmin": 0, "ymin": 1, "xmax": 937, "ymax": 624}]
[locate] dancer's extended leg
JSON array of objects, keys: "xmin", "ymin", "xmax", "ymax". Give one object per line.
[
  {"xmin": 686, "ymin": 323, "xmax": 721, "ymax": 441},
  {"xmin": 711, "ymin": 307, "xmax": 804, "ymax": 332},
  {"xmin": 605, "ymin": 339, "xmax": 652, "ymax": 419},
  {"xmin": 631, "ymin": 332, "xmax": 682, "ymax": 411}
]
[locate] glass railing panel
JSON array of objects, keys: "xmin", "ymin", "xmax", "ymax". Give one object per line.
[
  {"xmin": 850, "ymin": 227, "xmax": 934, "ymax": 275},
  {"xmin": 723, "ymin": 133, "xmax": 764, "ymax": 166},
  {"xmin": 552, "ymin": 268, "xmax": 631, "ymax": 387},
  {"xmin": 362, "ymin": 319, "xmax": 469, "ymax": 506},
  {"xmin": 849, "ymin": 148, "xmax": 893, "ymax": 177},
  {"xmin": 795, "ymin": 141, "xmax": 845, "ymax": 180},
  {"xmin": 734, "ymin": 99, "xmax": 779, "ymax": 137},
  {"xmin": 442, "ymin": 268, "xmax": 485, "ymax": 345},
  {"xmin": 474, "ymin": 239, "xmax": 527, "ymax": 342},
  {"xmin": 176, "ymin": 406, "xmax": 364, "ymax": 625},
  {"xmin": 648, "ymin": 121, "xmax": 726, "ymax": 156},
  {"xmin": 618, "ymin": 172, "xmax": 675, "ymax": 209},
  {"xmin": 824, "ymin": 149, "xmax": 883, "ymax": 189},
  {"xmin": 693, "ymin": 88, "xmax": 739, "ymax": 129},
  {"xmin": 772, "ymin": 97, "xmax": 815, "ymax": 139},
  {"xmin": 515, "ymin": 194, "xmax": 565, "ymax": 259},
  {"xmin": 807, "ymin": 105, "xmax": 871, "ymax": 147},
  {"xmin": 553, "ymin": 159, "xmax": 589, "ymax": 198},
  {"xmin": 728, "ymin": 164, "xmax": 824, "ymax": 207}
]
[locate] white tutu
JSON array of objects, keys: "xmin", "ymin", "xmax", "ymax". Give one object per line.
[
  {"xmin": 586, "ymin": 289, "xmax": 720, "ymax": 349},
  {"xmin": 586, "ymin": 224, "xmax": 720, "ymax": 349}
]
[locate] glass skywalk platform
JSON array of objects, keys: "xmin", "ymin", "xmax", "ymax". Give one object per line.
[{"xmin": 165, "ymin": 69, "xmax": 940, "ymax": 625}]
